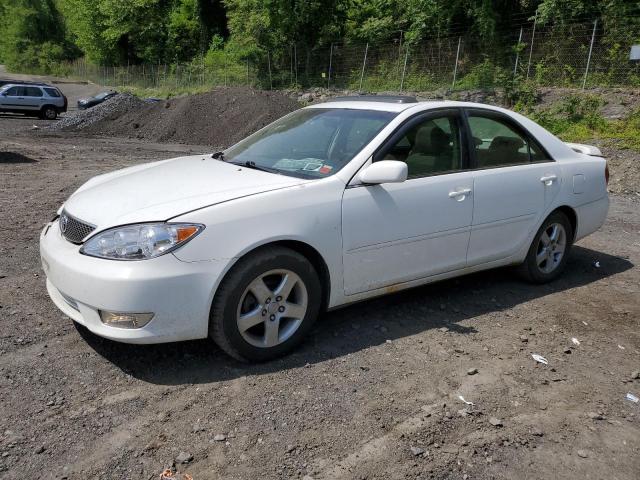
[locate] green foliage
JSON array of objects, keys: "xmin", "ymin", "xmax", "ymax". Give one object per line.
[
  {"xmin": 523, "ymin": 93, "xmax": 640, "ymax": 152},
  {"xmin": 455, "ymin": 59, "xmax": 512, "ymax": 90},
  {"xmin": 0, "ymin": 0, "xmax": 79, "ymax": 73}
]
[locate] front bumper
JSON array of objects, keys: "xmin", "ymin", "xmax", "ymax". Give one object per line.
[{"xmin": 40, "ymin": 220, "xmax": 229, "ymax": 344}]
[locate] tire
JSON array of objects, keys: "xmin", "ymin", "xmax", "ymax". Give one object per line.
[
  {"xmin": 209, "ymin": 246, "xmax": 322, "ymax": 362},
  {"xmin": 41, "ymin": 106, "xmax": 57, "ymax": 120},
  {"xmin": 518, "ymin": 211, "xmax": 573, "ymax": 283}
]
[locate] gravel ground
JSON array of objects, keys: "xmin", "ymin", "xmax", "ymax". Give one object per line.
[{"xmin": 1, "ymin": 102, "xmax": 639, "ymax": 479}]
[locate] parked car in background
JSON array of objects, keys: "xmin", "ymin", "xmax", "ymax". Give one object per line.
[
  {"xmin": 0, "ymin": 83, "xmax": 67, "ymax": 119},
  {"xmin": 77, "ymin": 91, "xmax": 118, "ymax": 110},
  {"xmin": 40, "ymin": 96, "xmax": 609, "ymax": 362}
]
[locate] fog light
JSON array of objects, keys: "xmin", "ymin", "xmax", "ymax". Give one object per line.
[{"xmin": 99, "ymin": 311, "xmax": 154, "ymax": 329}]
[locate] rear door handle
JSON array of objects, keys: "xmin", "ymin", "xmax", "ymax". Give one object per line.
[
  {"xmin": 449, "ymin": 188, "xmax": 472, "ymax": 200},
  {"xmin": 540, "ymin": 174, "xmax": 557, "ymax": 185}
]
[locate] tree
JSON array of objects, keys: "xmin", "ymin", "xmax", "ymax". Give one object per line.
[{"xmin": 0, "ymin": 0, "xmax": 79, "ymax": 72}]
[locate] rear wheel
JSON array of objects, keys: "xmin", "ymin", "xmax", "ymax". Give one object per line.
[
  {"xmin": 41, "ymin": 106, "xmax": 57, "ymax": 120},
  {"xmin": 518, "ymin": 211, "xmax": 573, "ymax": 283},
  {"xmin": 209, "ymin": 246, "xmax": 321, "ymax": 362}
]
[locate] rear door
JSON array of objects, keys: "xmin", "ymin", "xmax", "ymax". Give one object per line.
[
  {"xmin": 464, "ymin": 109, "xmax": 560, "ymax": 265},
  {"xmin": 22, "ymin": 86, "xmax": 44, "ymax": 111},
  {"xmin": 342, "ymin": 109, "xmax": 474, "ymax": 295}
]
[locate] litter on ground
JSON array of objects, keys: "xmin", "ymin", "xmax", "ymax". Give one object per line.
[{"xmin": 531, "ymin": 354, "xmax": 549, "ymax": 365}]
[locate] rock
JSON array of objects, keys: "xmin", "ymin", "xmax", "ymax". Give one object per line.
[
  {"xmin": 488, "ymin": 417, "xmax": 503, "ymax": 427},
  {"xmin": 632, "ymin": 371, "xmax": 640, "ymax": 380},
  {"xmin": 175, "ymin": 452, "xmax": 193, "ymax": 464},
  {"xmin": 299, "ymin": 93, "xmax": 313, "ymax": 103},
  {"xmin": 439, "ymin": 327, "xmax": 448, "ymax": 333},
  {"xmin": 588, "ymin": 412, "xmax": 605, "ymax": 420},
  {"xmin": 410, "ymin": 446, "xmax": 425, "ymax": 456},
  {"xmin": 531, "ymin": 427, "xmax": 544, "ymax": 436},
  {"xmin": 577, "ymin": 449, "xmax": 588, "ymax": 458},
  {"xmin": 34, "ymin": 445, "xmax": 45, "ymax": 454},
  {"xmin": 286, "ymin": 444, "xmax": 295, "ymax": 453},
  {"xmin": 563, "ymin": 347, "xmax": 572, "ymax": 354},
  {"xmin": 519, "ymin": 335, "xmax": 529, "ymax": 342},
  {"xmin": 467, "ymin": 368, "xmax": 478, "ymax": 375},
  {"xmin": 213, "ymin": 434, "xmax": 227, "ymax": 442}
]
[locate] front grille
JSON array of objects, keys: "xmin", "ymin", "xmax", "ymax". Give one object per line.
[{"xmin": 59, "ymin": 210, "xmax": 95, "ymax": 244}]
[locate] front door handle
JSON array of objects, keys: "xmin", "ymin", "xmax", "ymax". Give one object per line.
[
  {"xmin": 540, "ymin": 174, "xmax": 557, "ymax": 186},
  {"xmin": 448, "ymin": 188, "xmax": 472, "ymax": 200}
]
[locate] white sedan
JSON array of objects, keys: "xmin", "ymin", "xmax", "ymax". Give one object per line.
[{"xmin": 40, "ymin": 96, "xmax": 609, "ymax": 361}]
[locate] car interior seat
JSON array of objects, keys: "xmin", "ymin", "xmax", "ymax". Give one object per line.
[
  {"xmin": 405, "ymin": 124, "xmax": 453, "ymax": 176},
  {"xmin": 479, "ymin": 135, "xmax": 525, "ymax": 167}
]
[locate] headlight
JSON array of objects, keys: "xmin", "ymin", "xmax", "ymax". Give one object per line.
[{"xmin": 80, "ymin": 223, "xmax": 204, "ymax": 260}]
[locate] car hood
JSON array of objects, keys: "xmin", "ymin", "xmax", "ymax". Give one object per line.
[{"xmin": 63, "ymin": 155, "xmax": 309, "ymax": 229}]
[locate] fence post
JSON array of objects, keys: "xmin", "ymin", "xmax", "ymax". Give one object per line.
[
  {"xmin": 294, "ymin": 44, "xmax": 298, "ymax": 86},
  {"xmin": 359, "ymin": 42, "xmax": 369, "ymax": 91},
  {"xmin": 224, "ymin": 53, "xmax": 228, "ymax": 86},
  {"xmin": 526, "ymin": 13, "xmax": 537, "ymax": 80},
  {"xmin": 246, "ymin": 58, "xmax": 249, "ymax": 86},
  {"xmin": 267, "ymin": 51, "xmax": 273, "ymax": 90},
  {"xmin": 327, "ymin": 42, "xmax": 333, "ymax": 89},
  {"xmin": 514, "ymin": 26, "xmax": 523, "ymax": 76},
  {"xmin": 582, "ymin": 19, "xmax": 598, "ymax": 89},
  {"xmin": 399, "ymin": 47, "xmax": 409, "ymax": 92},
  {"xmin": 451, "ymin": 36, "xmax": 461, "ymax": 90}
]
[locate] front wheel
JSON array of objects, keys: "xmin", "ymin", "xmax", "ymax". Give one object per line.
[
  {"xmin": 518, "ymin": 211, "xmax": 573, "ymax": 283},
  {"xmin": 209, "ymin": 246, "xmax": 322, "ymax": 362}
]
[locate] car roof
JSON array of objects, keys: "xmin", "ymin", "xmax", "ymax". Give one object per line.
[
  {"xmin": 0, "ymin": 80, "xmax": 56, "ymax": 88},
  {"xmin": 308, "ymin": 98, "xmax": 509, "ymax": 114}
]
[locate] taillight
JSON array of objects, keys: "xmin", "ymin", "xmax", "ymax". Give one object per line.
[{"xmin": 605, "ymin": 162, "xmax": 610, "ymax": 185}]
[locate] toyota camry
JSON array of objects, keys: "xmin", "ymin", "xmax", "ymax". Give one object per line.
[{"xmin": 40, "ymin": 96, "xmax": 609, "ymax": 361}]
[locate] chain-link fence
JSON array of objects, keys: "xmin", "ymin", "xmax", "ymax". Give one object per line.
[{"xmin": 64, "ymin": 16, "xmax": 640, "ymax": 93}]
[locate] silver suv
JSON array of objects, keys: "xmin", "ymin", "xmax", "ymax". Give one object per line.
[{"xmin": 0, "ymin": 83, "xmax": 68, "ymax": 120}]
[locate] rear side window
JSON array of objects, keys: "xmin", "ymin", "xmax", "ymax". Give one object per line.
[
  {"xmin": 467, "ymin": 114, "xmax": 550, "ymax": 168},
  {"xmin": 44, "ymin": 88, "xmax": 61, "ymax": 97},
  {"xmin": 24, "ymin": 87, "xmax": 43, "ymax": 97}
]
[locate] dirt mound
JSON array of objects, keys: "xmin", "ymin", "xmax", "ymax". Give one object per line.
[
  {"xmin": 61, "ymin": 87, "xmax": 300, "ymax": 148},
  {"xmin": 51, "ymin": 93, "xmax": 147, "ymax": 131}
]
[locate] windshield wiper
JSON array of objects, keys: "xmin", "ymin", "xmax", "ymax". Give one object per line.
[
  {"xmin": 235, "ymin": 160, "xmax": 281, "ymax": 174},
  {"xmin": 211, "ymin": 151, "xmax": 225, "ymax": 160}
]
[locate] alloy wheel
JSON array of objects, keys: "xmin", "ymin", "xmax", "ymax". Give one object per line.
[
  {"xmin": 535, "ymin": 222, "xmax": 567, "ymax": 274},
  {"xmin": 236, "ymin": 269, "xmax": 308, "ymax": 348}
]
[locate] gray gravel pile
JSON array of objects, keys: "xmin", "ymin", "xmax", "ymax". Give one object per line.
[{"xmin": 49, "ymin": 93, "xmax": 146, "ymax": 131}]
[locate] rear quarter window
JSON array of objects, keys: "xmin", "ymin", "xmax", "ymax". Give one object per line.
[{"xmin": 44, "ymin": 88, "xmax": 61, "ymax": 98}]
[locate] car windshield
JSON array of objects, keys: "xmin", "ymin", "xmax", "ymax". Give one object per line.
[{"xmin": 223, "ymin": 108, "xmax": 397, "ymax": 178}]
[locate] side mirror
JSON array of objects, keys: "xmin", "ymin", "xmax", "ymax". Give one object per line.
[{"xmin": 359, "ymin": 160, "xmax": 408, "ymax": 185}]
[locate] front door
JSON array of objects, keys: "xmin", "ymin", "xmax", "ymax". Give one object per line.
[
  {"xmin": 464, "ymin": 110, "xmax": 560, "ymax": 265},
  {"xmin": 342, "ymin": 110, "xmax": 474, "ymax": 296},
  {"xmin": 1, "ymin": 86, "xmax": 27, "ymax": 111}
]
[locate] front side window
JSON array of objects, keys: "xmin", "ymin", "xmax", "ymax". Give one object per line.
[
  {"xmin": 380, "ymin": 114, "xmax": 463, "ymax": 178},
  {"xmin": 224, "ymin": 108, "xmax": 396, "ymax": 178},
  {"xmin": 5, "ymin": 86, "xmax": 21, "ymax": 96},
  {"xmin": 467, "ymin": 114, "xmax": 549, "ymax": 168}
]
